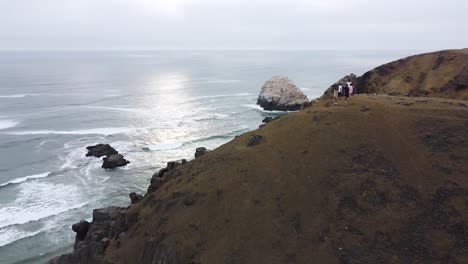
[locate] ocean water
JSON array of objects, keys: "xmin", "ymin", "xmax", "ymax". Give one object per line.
[{"xmin": 0, "ymin": 50, "xmax": 415, "ymax": 263}]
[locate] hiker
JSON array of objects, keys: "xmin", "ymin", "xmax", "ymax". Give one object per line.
[
  {"xmin": 333, "ymin": 86, "xmax": 339, "ymax": 105},
  {"xmin": 349, "ymin": 83, "xmax": 354, "ymax": 96},
  {"xmin": 344, "ymin": 83, "xmax": 350, "ymax": 104},
  {"xmin": 338, "ymin": 83, "xmax": 343, "ymax": 96}
]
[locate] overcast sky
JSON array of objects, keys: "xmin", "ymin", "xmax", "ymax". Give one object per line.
[{"xmin": 0, "ymin": 0, "xmax": 466, "ymax": 50}]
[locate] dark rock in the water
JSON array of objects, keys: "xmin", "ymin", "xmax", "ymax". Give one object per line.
[
  {"xmin": 72, "ymin": 220, "xmax": 90, "ymax": 241},
  {"xmin": 195, "ymin": 147, "xmax": 211, "ymax": 158},
  {"xmin": 102, "ymin": 154, "xmax": 130, "ymax": 169},
  {"xmin": 257, "ymin": 76, "xmax": 309, "ymax": 111},
  {"xmin": 86, "ymin": 144, "xmax": 118, "ymax": 158},
  {"xmin": 247, "ymin": 135, "xmax": 263, "ymax": 147},
  {"xmin": 86, "ymin": 144, "xmax": 130, "ymax": 169},
  {"xmin": 129, "ymin": 192, "xmax": 143, "ymax": 205}
]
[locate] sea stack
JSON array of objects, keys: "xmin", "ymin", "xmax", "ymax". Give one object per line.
[
  {"xmin": 85, "ymin": 144, "xmax": 130, "ymax": 169},
  {"xmin": 257, "ymin": 76, "xmax": 309, "ymax": 111}
]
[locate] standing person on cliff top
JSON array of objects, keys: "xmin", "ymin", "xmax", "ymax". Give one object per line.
[
  {"xmin": 349, "ymin": 83, "xmax": 354, "ymax": 96},
  {"xmin": 333, "ymin": 86, "xmax": 339, "ymax": 105},
  {"xmin": 344, "ymin": 84, "xmax": 350, "ymax": 104},
  {"xmin": 338, "ymin": 83, "xmax": 343, "ymax": 96}
]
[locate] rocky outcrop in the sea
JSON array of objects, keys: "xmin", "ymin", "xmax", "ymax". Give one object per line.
[
  {"xmin": 86, "ymin": 144, "xmax": 118, "ymax": 158},
  {"xmin": 322, "ymin": 73, "xmax": 357, "ymax": 98},
  {"xmin": 195, "ymin": 147, "xmax": 211, "ymax": 158},
  {"xmin": 86, "ymin": 144, "xmax": 130, "ymax": 169},
  {"xmin": 102, "ymin": 154, "xmax": 130, "ymax": 169},
  {"xmin": 257, "ymin": 76, "xmax": 309, "ymax": 111}
]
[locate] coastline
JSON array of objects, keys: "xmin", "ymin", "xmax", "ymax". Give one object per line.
[{"xmin": 50, "ymin": 49, "xmax": 468, "ymax": 263}]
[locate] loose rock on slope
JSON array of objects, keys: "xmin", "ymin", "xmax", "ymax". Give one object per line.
[{"xmin": 195, "ymin": 147, "xmax": 211, "ymax": 158}]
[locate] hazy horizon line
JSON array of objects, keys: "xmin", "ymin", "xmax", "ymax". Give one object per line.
[{"xmin": 0, "ymin": 47, "xmax": 462, "ymax": 52}]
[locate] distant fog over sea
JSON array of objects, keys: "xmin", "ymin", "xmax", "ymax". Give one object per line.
[{"xmin": 0, "ymin": 50, "xmax": 415, "ymax": 263}]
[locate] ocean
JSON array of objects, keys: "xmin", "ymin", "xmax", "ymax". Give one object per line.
[{"xmin": 0, "ymin": 50, "xmax": 415, "ymax": 263}]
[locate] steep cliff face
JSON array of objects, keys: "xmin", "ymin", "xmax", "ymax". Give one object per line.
[
  {"xmin": 52, "ymin": 95, "xmax": 468, "ymax": 263},
  {"xmin": 356, "ymin": 48, "xmax": 468, "ymax": 99}
]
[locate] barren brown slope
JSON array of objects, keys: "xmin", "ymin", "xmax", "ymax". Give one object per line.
[
  {"xmin": 354, "ymin": 49, "xmax": 468, "ymax": 99},
  {"xmin": 55, "ymin": 95, "xmax": 468, "ymax": 264}
]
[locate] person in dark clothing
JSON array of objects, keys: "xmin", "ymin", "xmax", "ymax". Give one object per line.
[{"xmin": 344, "ymin": 85, "xmax": 350, "ymax": 105}]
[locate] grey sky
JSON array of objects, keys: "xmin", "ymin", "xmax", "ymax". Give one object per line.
[{"xmin": 0, "ymin": 0, "xmax": 466, "ymax": 50}]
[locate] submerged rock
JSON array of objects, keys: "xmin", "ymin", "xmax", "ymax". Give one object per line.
[
  {"xmin": 86, "ymin": 144, "xmax": 118, "ymax": 158},
  {"xmin": 102, "ymin": 154, "xmax": 130, "ymax": 169},
  {"xmin": 257, "ymin": 76, "xmax": 309, "ymax": 111},
  {"xmin": 195, "ymin": 147, "xmax": 211, "ymax": 158}
]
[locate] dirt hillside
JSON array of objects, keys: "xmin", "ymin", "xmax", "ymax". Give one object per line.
[
  {"xmin": 53, "ymin": 95, "xmax": 468, "ymax": 263},
  {"xmin": 355, "ymin": 49, "xmax": 468, "ymax": 99}
]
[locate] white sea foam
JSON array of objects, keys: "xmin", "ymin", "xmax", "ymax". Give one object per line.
[
  {"xmin": 146, "ymin": 142, "xmax": 184, "ymax": 151},
  {"xmin": 242, "ymin": 104, "xmax": 294, "ymax": 113},
  {"xmin": 0, "ymin": 94, "xmax": 30, "ymax": 98},
  {"xmin": 85, "ymin": 106, "xmax": 148, "ymax": 114},
  {"xmin": 0, "ymin": 93, "xmax": 62, "ymax": 98},
  {"xmin": 0, "ymin": 228, "xmax": 43, "ymax": 247},
  {"xmin": 193, "ymin": 113, "xmax": 230, "ymax": 121},
  {"xmin": 0, "ymin": 172, "xmax": 51, "ymax": 187},
  {"xmin": 60, "ymin": 145, "xmax": 93, "ymax": 170},
  {"xmin": 0, "ymin": 182, "xmax": 87, "ymax": 231},
  {"xmin": 189, "ymin": 93, "xmax": 255, "ymax": 102},
  {"xmin": 6, "ymin": 127, "xmax": 143, "ymax": 136},
  {"xmin": 0, "ymin": 120, "xmax": 19, "ymax": 130},
  {"xmin": 202, "ymin": 79, "xmax": 242, "ymax": 83}
]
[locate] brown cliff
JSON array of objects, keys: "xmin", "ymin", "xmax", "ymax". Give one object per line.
[
  {"xmin": 52, "ymin": 94, "xmax": 468, "ymax": 263},
  {"xmin": 324, "ymin": 48, "xmax": 468, "ymax": 99}
]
